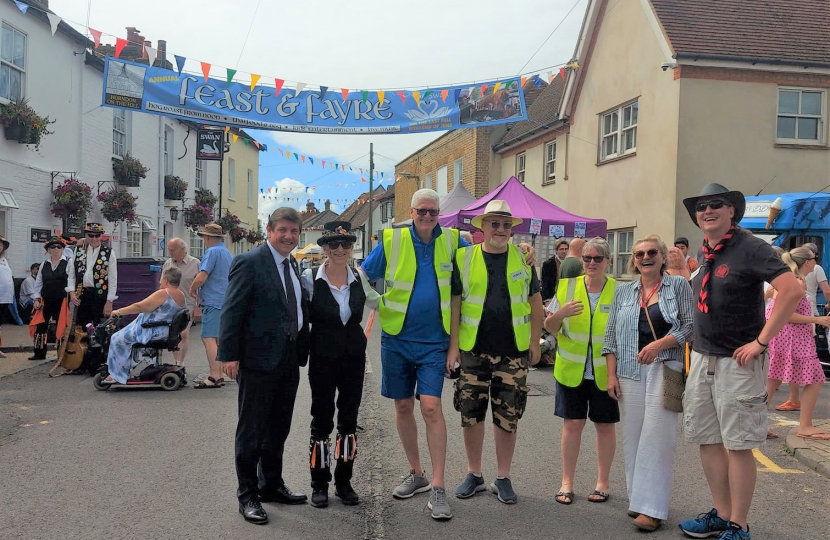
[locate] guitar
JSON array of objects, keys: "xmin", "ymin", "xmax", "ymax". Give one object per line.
[{"xmin": 50, "ymin": 284, "xmax": 88, "ymax": 375}]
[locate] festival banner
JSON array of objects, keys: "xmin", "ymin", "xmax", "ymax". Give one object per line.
[{"xmin": 101, "ymin": 58, "xmax": 527, "ymax": 134}]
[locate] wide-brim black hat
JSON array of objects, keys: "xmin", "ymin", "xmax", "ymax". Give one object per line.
[
  {"xmin": 44, "ymin": 236, "xmax": 65, "ymax": 250},
  {"xmin": 0, "ymin": 236, "xmax": 8, "ymax": 250},
  {"xmin": 318, "ymin": 221, "xmax": 357, "ymax": 246},
  {"xmin": 682, "ymin": 183, "xmax": 746, "ymax": 227}
]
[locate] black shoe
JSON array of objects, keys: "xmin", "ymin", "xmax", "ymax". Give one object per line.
[
  {"xmin": 28, "ymin": 354, "xmax": 46, "ymax": 361},
  {"xmin": 260, "ymin": 485, "xmax": 308, "ymax": 505},
  {"xmin": 335, "ymin": 483, "xmax": 360, "ymax": 506},
  {"xmin": 238, "ymin": 500, "xmax": 268, "ymax": 524},
  {"xmin": 310, "ymin": 488, "xmax": 328, "ymax": 508}
]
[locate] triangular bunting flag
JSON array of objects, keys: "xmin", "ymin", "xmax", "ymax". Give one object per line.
[
  {"xmin": 322, "ymin": 160, "xmax": 326, "ymax": 168},
  {"xmin": 566, "ymin": 61, "xmax": 580, "ymax": 69},
  {"xmin": 278, "ymin": 149, "xmax": 284, "ymax": 156},
  {"xmin": 559, "ymin": 67, "xmax": 566, "ymax": 80},
  {"xmin": 200, "ymin": 62, "xmax": 211, "ymax": 82},
  {"xmin": 341, "ymin": 165, "xmax": 345, "ymax": 171},
  {"xmin": 493, "ymin": 82, "xmax": 501, "ymax": 93},
  {"xmin": 46, "ymin": 13, "xmax": 61, "ymax": 36},
  {"xmin": 13, "ymin": 1, "xmax": 27, "ymax": 15},
  {"xmin": 521, "ymin": 76, "xmax": 527, "ymax": 87},
  {"xmin": 224, "ymin": 126, "xmax": 231, "ymax": 134},
  {"xmin": 145, "ymin": 45, "xmax": 158, "ymax": 66},
  {"xmin": 534, "ymin": 74, "xmax": 542, "ymax": 88},
  {"xmin": 295, "ymin": 82, "xmax": 306, "ymax": 94},
  {"xmin": 114, "ymin": 38, "xmax": 128, "ymax": 59},
  {"xmin": 413, "ymin": 91, "xmax": 421, "ymax": 106},
  {"xmin": 286, "ymin": 151, "xmax": 291, "ymax": 159},
  {"xmin": 250, "ymin": 74, "xmax": 261, "ymax": 91},
  {"xmin": 175, "ymin": 55, "xmax": 186, "ymax": 75},
  {"xmin": 275, "ymin": 78, "xmax": 285, "ymax": 95},
  {"xmin": 548, "ymin": 71, "xmax": 554, "ymax": 83},
  {"xmin": 480, "ymin": 84, "xmax": 488, "ymax": 95},
  {"xmin": 232, "ymin": 134, "xmax": 239, "ymax": 143},
  {"xmin": 243, "ymin": 138, "xmax": 249, "ymax": 146},
  {"xmin": 423, "ymin": 91, "xmax": 433, "ymax": 99},
  {"xmin": 89, "ymin": 28, "xmax": 102, "ymax": 48},
  {"xmin": 319, "ymin": 86, "xmax": 328, "ymax": 98},
  {"xmin": 341, "ymin": 88, "xmax": 349, "ymax": 101},
  {"xmin": 309, "ymin": 157, "xmax": 314, "ymax": 165},
  {"xmin": 294, "ymin": 153, "xmax": 299, "ymax": 161},
  {"xmin": 361, "ymin": 91, "xmax": 368, "ymax": 103},
  {"xmin": 377, "ymin": 91, "xmax": 385, "ymax": 103},
  {"xmin": 226, "ymin": 68, "xmax": 237, "ymax": 86},
  {"xmin": 397, "ymin": 92, "xmax": 406, "ymax": 104},
  {"xmin": 441, "ymin": 89, "xmax": 448, "ymax": 102},
  {"xmin": 301, "ymin": 155, "xmax": 306, "ymax": 163},
  {"xmin": 362, "ymin": 178, "xmax": 366, "ymax": 183}
]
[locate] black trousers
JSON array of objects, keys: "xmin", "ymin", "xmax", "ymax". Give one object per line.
[
  {"xmin": 76, "ymin": 287, "xmax": 107, "ymax": 328},
  {"xmin": 308, "ymin": 351, "xmax": 365, "ymax": 487},
  {"xmin": 33, "ymin": 297, "xmax": 63, "ymax": 358},
  {"xmin": 235, "ymin": 340, "xmax": 300, "ymax": 504}
]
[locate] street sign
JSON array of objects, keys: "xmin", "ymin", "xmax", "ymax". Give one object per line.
[{"xmin": 197, "ymin": 130, "xmax": 224, "ymax": 161}]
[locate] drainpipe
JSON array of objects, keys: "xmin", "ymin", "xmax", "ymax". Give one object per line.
[{"xmin": 158, "ymin": 115, "xmax": 165, "ymax": 257}]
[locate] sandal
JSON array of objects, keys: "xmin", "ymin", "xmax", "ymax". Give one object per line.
[
  {"xmin": 194, "ymin": 376, "xmax": 224, "ymax": 389},
  {"xmin": 775, "ymin": 400, "xmax": 801, "ymax": 411},
  {"xmin": 588, "ymin": 490, "xmax": 610, "ymax": 503},
  {"xmin": 555, "ymin": 491, "xmax": 574, "ymax": 505},
  {"xmin": 796, "ymin": 431, "xmax": 830, "ymax": 441}
]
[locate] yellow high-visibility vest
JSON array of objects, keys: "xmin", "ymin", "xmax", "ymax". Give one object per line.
[
  {"xmin": 554, "ymin": 276, "xmax": 616, "ymax": 390},
  {"xmin": 457, "ymin": 244, "xmax": 531, "ymax": 352},
  {"xmin": 378, "ymin": 227, "xmax": 458, "ymax": 335}
]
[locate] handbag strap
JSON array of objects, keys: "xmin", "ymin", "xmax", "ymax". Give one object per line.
[{"xmin": 642, "ymin": 304, "xmax": 659, "ymax": 342}]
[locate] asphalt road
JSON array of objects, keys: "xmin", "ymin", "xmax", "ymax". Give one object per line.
[{"xmin": 0, "ymin": 320, "xmax": 828, "ymax": 540}]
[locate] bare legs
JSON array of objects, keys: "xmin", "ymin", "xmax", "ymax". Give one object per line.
[
  {"xmin": 394, "ymin": 396, "xmax": 447, "ymax": 488},
  {"xmin": 461, "ymin": 422, "xmax": 518, "ymax": 478},
  {"xmin": 557, "ymin": 419, "xmax": 615, "ymax": 502},
  {"xmin": 698, "ymin": 443, "xmax": 757, "ymax": 529},
  {"xmin": 201, "ymin": 337, "xmax": 223, "ymax": 383},
  {"xmin": 796, "ymin": 382, "xmax": 825, "ymax": 436},
  {"xmin": 173, "ymin": 327, "xmax": 190, "ymax": 366}
]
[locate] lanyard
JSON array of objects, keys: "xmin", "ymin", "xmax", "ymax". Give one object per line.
[{"xmin": 640, "ymin": 280, "xmax": 660, "ymax": 308}]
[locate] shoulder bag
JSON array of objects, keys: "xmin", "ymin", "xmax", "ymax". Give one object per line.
[{"xmin": 642, "ymin": 301, "xmax": 685, "ymax": 413}]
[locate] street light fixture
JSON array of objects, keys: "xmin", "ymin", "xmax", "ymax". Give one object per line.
[{"xmin": 169, "ymin": 206, "xmax": 179, "ymax": 222}]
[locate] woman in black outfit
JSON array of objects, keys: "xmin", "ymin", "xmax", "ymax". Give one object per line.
[
  {"xmin": 29, "ymin": 236, "xmax": 69, "ymax": 360},
  {"xmin": 300, "ymin": 221, "xmax": 379, "ymax": 509}
]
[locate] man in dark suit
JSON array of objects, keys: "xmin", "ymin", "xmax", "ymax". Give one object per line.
[{"xmin": 219, "ymin": 207, "xmax": 310, "ymax": 525}]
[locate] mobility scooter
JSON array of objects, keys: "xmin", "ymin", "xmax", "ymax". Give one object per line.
[{"xmin": 92, "ymin": 310, "xmax": 190, "ymax": 391}]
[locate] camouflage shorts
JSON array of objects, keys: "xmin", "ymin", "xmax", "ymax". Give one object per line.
[{"xmin": 453, "ymin": 351, "xmax": 529, "ymax": 433}]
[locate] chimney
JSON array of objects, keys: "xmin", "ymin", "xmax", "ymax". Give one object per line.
[
  {"xmin": 324, "ymin": 200, "xmax": 331, "ymax": 211},
  {"xmin": 126, "ymin": 27, "xmax": 141, "ymax": 43},
  {"xmin": 158, "ymin": 39, "xmax": 167, "ymax": 66}
]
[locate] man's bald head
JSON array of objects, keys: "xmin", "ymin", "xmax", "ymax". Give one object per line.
[{"xmin": 568, "ymin": 238, "xmax": 586, "ymax": 257}]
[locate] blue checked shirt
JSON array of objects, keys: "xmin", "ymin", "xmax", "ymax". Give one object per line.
[{"xmin": 601, "ymin": 274, "xmax": 694, "ymax": 380}]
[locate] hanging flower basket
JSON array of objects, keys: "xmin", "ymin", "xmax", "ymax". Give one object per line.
[
  {"xmin": 1, "ymin": 98, "xmax": 55, "ymax": 150},
  {"xmin": 164, "ymin": 174, "xmax": 188, "ymax": 200},
  {"xmin": 112, "ymin": 154, "xmax": 148, "ymax": 187},
  {"xmin": 216, "ymin": 210, "xmax": 241, "ymax": 234},
  {"xmin": 97, "ymin": 187, "xmax": 137, "ymax": 226},
  {"xmin": 194, "ymin": 188, "xmax": 218, "ymax": 209},
  {"xmin": 230, "ymin": 226, "xmax": 247, "ymax": 243},
  {"xmin": 185, "ymin": 204, "xmax": 213, "ymax": 232},
  {"xmin": 51, "ymin": 177, "xmax": 93, "ymax": 229},
  {"xmin": 246, "ymin": 229, "xmax": 265, "ymax": 244}
]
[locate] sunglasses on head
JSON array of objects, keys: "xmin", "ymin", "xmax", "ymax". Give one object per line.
[
  {"xmin": 695, "ymin": 200, "xmax": 731, "ymax": 212},
  {"xmin": 485, "ymin": 221, "xmax": 513, "ymax": 230},
  {"xmin": 86, "ymin": 233, "xmax": 102, "ymax": 238},
  {"xmin": 582, "ymin": 255, "xmax": 605, "ymax": 263},
  {"xmin": 634, "ymin": 249, "xmax": 660, "ymax": 260},
  {"xmin": 328, "ymin": 241, "xmax": 353, "ymax": 250},
  {"xmin": 414, "ymin": 208, "xmax": 439, "ymax": 217}
]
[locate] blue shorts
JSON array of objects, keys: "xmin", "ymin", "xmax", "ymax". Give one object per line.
[
  {"xmin": 381, "ymin": 337, "xmax": 447, "ymax": 399},
  {"xmin": 200, "ymin": 305, "xmax": 221, "ymax": 338}
]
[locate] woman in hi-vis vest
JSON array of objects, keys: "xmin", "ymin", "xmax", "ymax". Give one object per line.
[{"xmin": 544, "ymin": 237, "xmax": 618, "ymax": 506}]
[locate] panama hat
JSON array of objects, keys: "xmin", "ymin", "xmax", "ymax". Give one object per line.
[
  {"xmin": 197, "ymin": 223, "xmax": 225, "ymax": 237},
  {"xmin": 0, "ymin": 235, "xmax": 8, "ymax": 250},
  {"xmin": 682, "ymin": 183, "xmax": 746, "ymax": 227},
  {"xmin": 318, "ymin": 221, "xmax": 357, "ymax": 246},
  {"xmin": 84, "ymin": 222, "xmax": 105, "ymax": 234},
  {"xmin": 470, "ymin": 200, "xmax": 523, "ymax": 230}
]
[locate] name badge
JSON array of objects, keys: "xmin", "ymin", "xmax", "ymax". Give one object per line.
[
  {"xmin": 600, "ymin": 304, "xmax": 612, "ymax": 313},
  {"xmin": 441, "ymin": 262, "xmax": 453, "ymax": 272},
  {"xmin": 511, "ymin": 270, "xmax": 524, "ymax": 281}
]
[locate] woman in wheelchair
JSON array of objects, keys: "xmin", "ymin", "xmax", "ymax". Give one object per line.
[{"xmin": 102, "ymin": 267, "xmax": 186, "ymax": 384}]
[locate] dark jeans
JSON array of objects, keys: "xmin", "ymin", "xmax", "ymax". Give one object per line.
[
  {"xmin": 235, "ymin": 340, "xmax": 300, "ymax": 504},
  {"xmin": 76, "ymin": 288, "xmax": 107, "ymax": 328}
]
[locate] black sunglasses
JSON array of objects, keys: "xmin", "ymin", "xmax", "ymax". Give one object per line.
[
  {"xmin": 328, "ymin": 241, "xmax": 353, "ymax": 250},
  {"xmin": 582, "ymin": 255, "xmax": 605, "ymax": 263},
  {"xmin": 414, "ymin": 208, "xmax": 439, "ymax": 217},
  {"xmin": 634, "ymin": 249, "xmax": 660, "ymax": 260},
  {"xmin": 485, "ymin": 221, "xmax": 513, "ymax": 230},
  {"xmin": 86, "ymin": 233, "xmax": 102, "ymax": 238},
  {"xmin": 695, "ymin": 200, "xmax": 731, "ymax": 212}
]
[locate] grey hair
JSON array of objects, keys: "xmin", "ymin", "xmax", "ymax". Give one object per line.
[
  {"xmin": 168, "ymin": 237, "xmax": 187, "ymax": 251},
  {"xmin": 411, "ymin": 188, "xmax": 440, "ymax": 208},
  {"xmin": 459, "ymin": 231, "xmax": 473, "ymax": 243},
  {"xmin": 804, "ymin": 242, "xmax": 819, "ymax": 255},
  {"xmin": 582, "ymin": 237, "xmax": 611, "ymax": 259},
  {"xmin": 162, "ymin": 266, "xmax": 182, "ymax": 286}
]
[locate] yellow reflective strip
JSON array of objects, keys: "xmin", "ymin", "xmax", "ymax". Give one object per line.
[
  {"xmin": 512, "ymin": 315, "xmax": 530, "ymax": 326},
  {"xmin": 440, "ymin": 300, "xmax": 451, "ymax": 310},
  {"xmin": 557, "ymin": 347, "xmax": 587, "ymax": 364},
  {"xmin": 461, "ymin": 315, "xmax": 478, "ymax": 326},
  {"xmin": 443, "ymin": 228, "xmax": 454, "ymax": 261},
  {"xmin": 387, "ymin": 227, "xmax": 402, "ymax": 280},
  {"xmin": 462, "ymin": 246, "xmax": 475, "ymax": 297},
  {"xmin": 382, "ymin": 299, "xmax": 408, "ymax": 313},
  {"xmin": 565, "ymin": 330, "xmax": 592, "ymax": 342},
  {"xmin": 387, "ymin": 280, "xmax": 414, "ymax": 291},
  {"xmin": 437, "ymin": 277, "xmax": 451, "ymax": 287},
  {"xmin": 592, "ymin": 356, "xmax": 608, "ymax": 367},
  {"xmin": 510, "ymin": 295, "xmax": 525, "ymax": 304}
]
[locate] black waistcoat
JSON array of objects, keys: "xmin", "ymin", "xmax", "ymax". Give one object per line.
[
  {"xmin": 309, "ymin": 268, "xmax": 367, "ymax": 361},
  {"xmin": 41, "ymin": 259, "xmax": 69, "ymax": 302}
]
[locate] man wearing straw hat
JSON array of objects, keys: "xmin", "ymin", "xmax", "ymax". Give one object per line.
[
  {"xmin": 189, "ymin": 223, "xmax": 233, "ymax": 389},
  {"xmin": 448, "ymin": 200, "xmax": 543, "ymax": 504}
]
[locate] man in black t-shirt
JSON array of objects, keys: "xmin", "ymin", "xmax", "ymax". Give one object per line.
[
  {"xmin": 678, "ymin": 184, "xmax": 801, "ymax": 539},
  {"xmin": 447, "ymin": 200, "xmax": 543, "ymax": 505}
]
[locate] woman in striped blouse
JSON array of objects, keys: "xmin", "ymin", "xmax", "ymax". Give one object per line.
[{"xmin": 602, "ymin": 234, "xmax": 693, "ymax": 532}]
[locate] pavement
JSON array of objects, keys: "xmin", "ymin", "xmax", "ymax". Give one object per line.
[
  {"xmin": 785, "ymin": 418, "xmax": 830, "ymax": 478},
  {"xmin": 0, "ymin": 321, "xmax": 45, "ymax": 352},
  {"xmin": 0, "ymin": 319, "xmax": 828, "ymax": 540}
]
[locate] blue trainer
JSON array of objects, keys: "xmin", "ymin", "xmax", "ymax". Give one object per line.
[
  {"xmin": 718, "ymin": 523, "xmax": 751, "ymax": 540},
  {"xmin": 454, "ymin": 473, "xmax": 485, "ymax": 499},
  {"xmin": 679, "ymin": 508, "xmax": 729, "ymax": 538}
]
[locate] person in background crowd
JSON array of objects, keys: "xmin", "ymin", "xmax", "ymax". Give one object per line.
[
  {"xmin": 448, "ymin": 201, "xmax": 543, "ymax": 505},
  {"xmin": 545, "ymin": 237, "xmax": 618, "ymax": 506},
  {"xmin": 301, "ymin": 221, "xmax": 380, "ymax": 509},
  {"xmin": 558, "ymin": 238, "xmax": 586, "ymax": 279},
  {"xmin": 189, "ymin": 223, "xmax": 233, "ymax": 388},
  {"xmin": 28, "ymin": 237, "xmax": 69, "ymax": 360},
  {"xmin": 679, "ymin": 183, "xmax": 801, "ymax": 540},
  {"xmin": 802, "ymin": 242, "xmax": 830, "ymax": 318},
  {"xmin": 459, "ymin": 230, "xmax": 474, "ymax": 245},
  {"xmin": 101, "ymin": 267, "xmax": 185, "ymax": 385},
  {"xmin": 163, "ymin": 238, "xmax": 200, "ymax": 366},
  {"xmin": 0, "ymin": 236, "xmax": 14, "ymax": 357},
  {"xmin": 67, "ymin": 223, "xmax": 118, "ymax": 330},
  {"xmin": 19, "ymin": 263, "xmax": 40, "ymax": 323},
  {"xmin": 603, "ymin": 235, "xmax": 693, "ymax": 531},
  {"xmin": 555, "ymin": 239, "xmax": 570, "ymax": 261},
  {"xmin": 765, "ymin": 247, "xmax": 830, "ymax": 441},
  {"xmin": 541, "ymin": 253, "xmax": 561, "ymax": 302},
  {"xmin": 219, "ymin": 208, "xmax": 310, "ymax": 525},
  {"xmin": 61, "ymin": 233, "xmax": 80, "ymax": 261},
  {"xmin": 674, "ymin": 237, "xmax": 699, "ymax": 274}
]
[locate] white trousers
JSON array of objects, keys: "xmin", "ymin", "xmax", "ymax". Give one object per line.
[{"xmin": 618, "ymin": 361, "xmax": 681, "ymax": 520}]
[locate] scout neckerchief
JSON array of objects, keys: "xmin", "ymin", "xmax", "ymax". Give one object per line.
[{"xmin": 697, "ymin": 227, "xmax": 735, "ymax": 313}]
